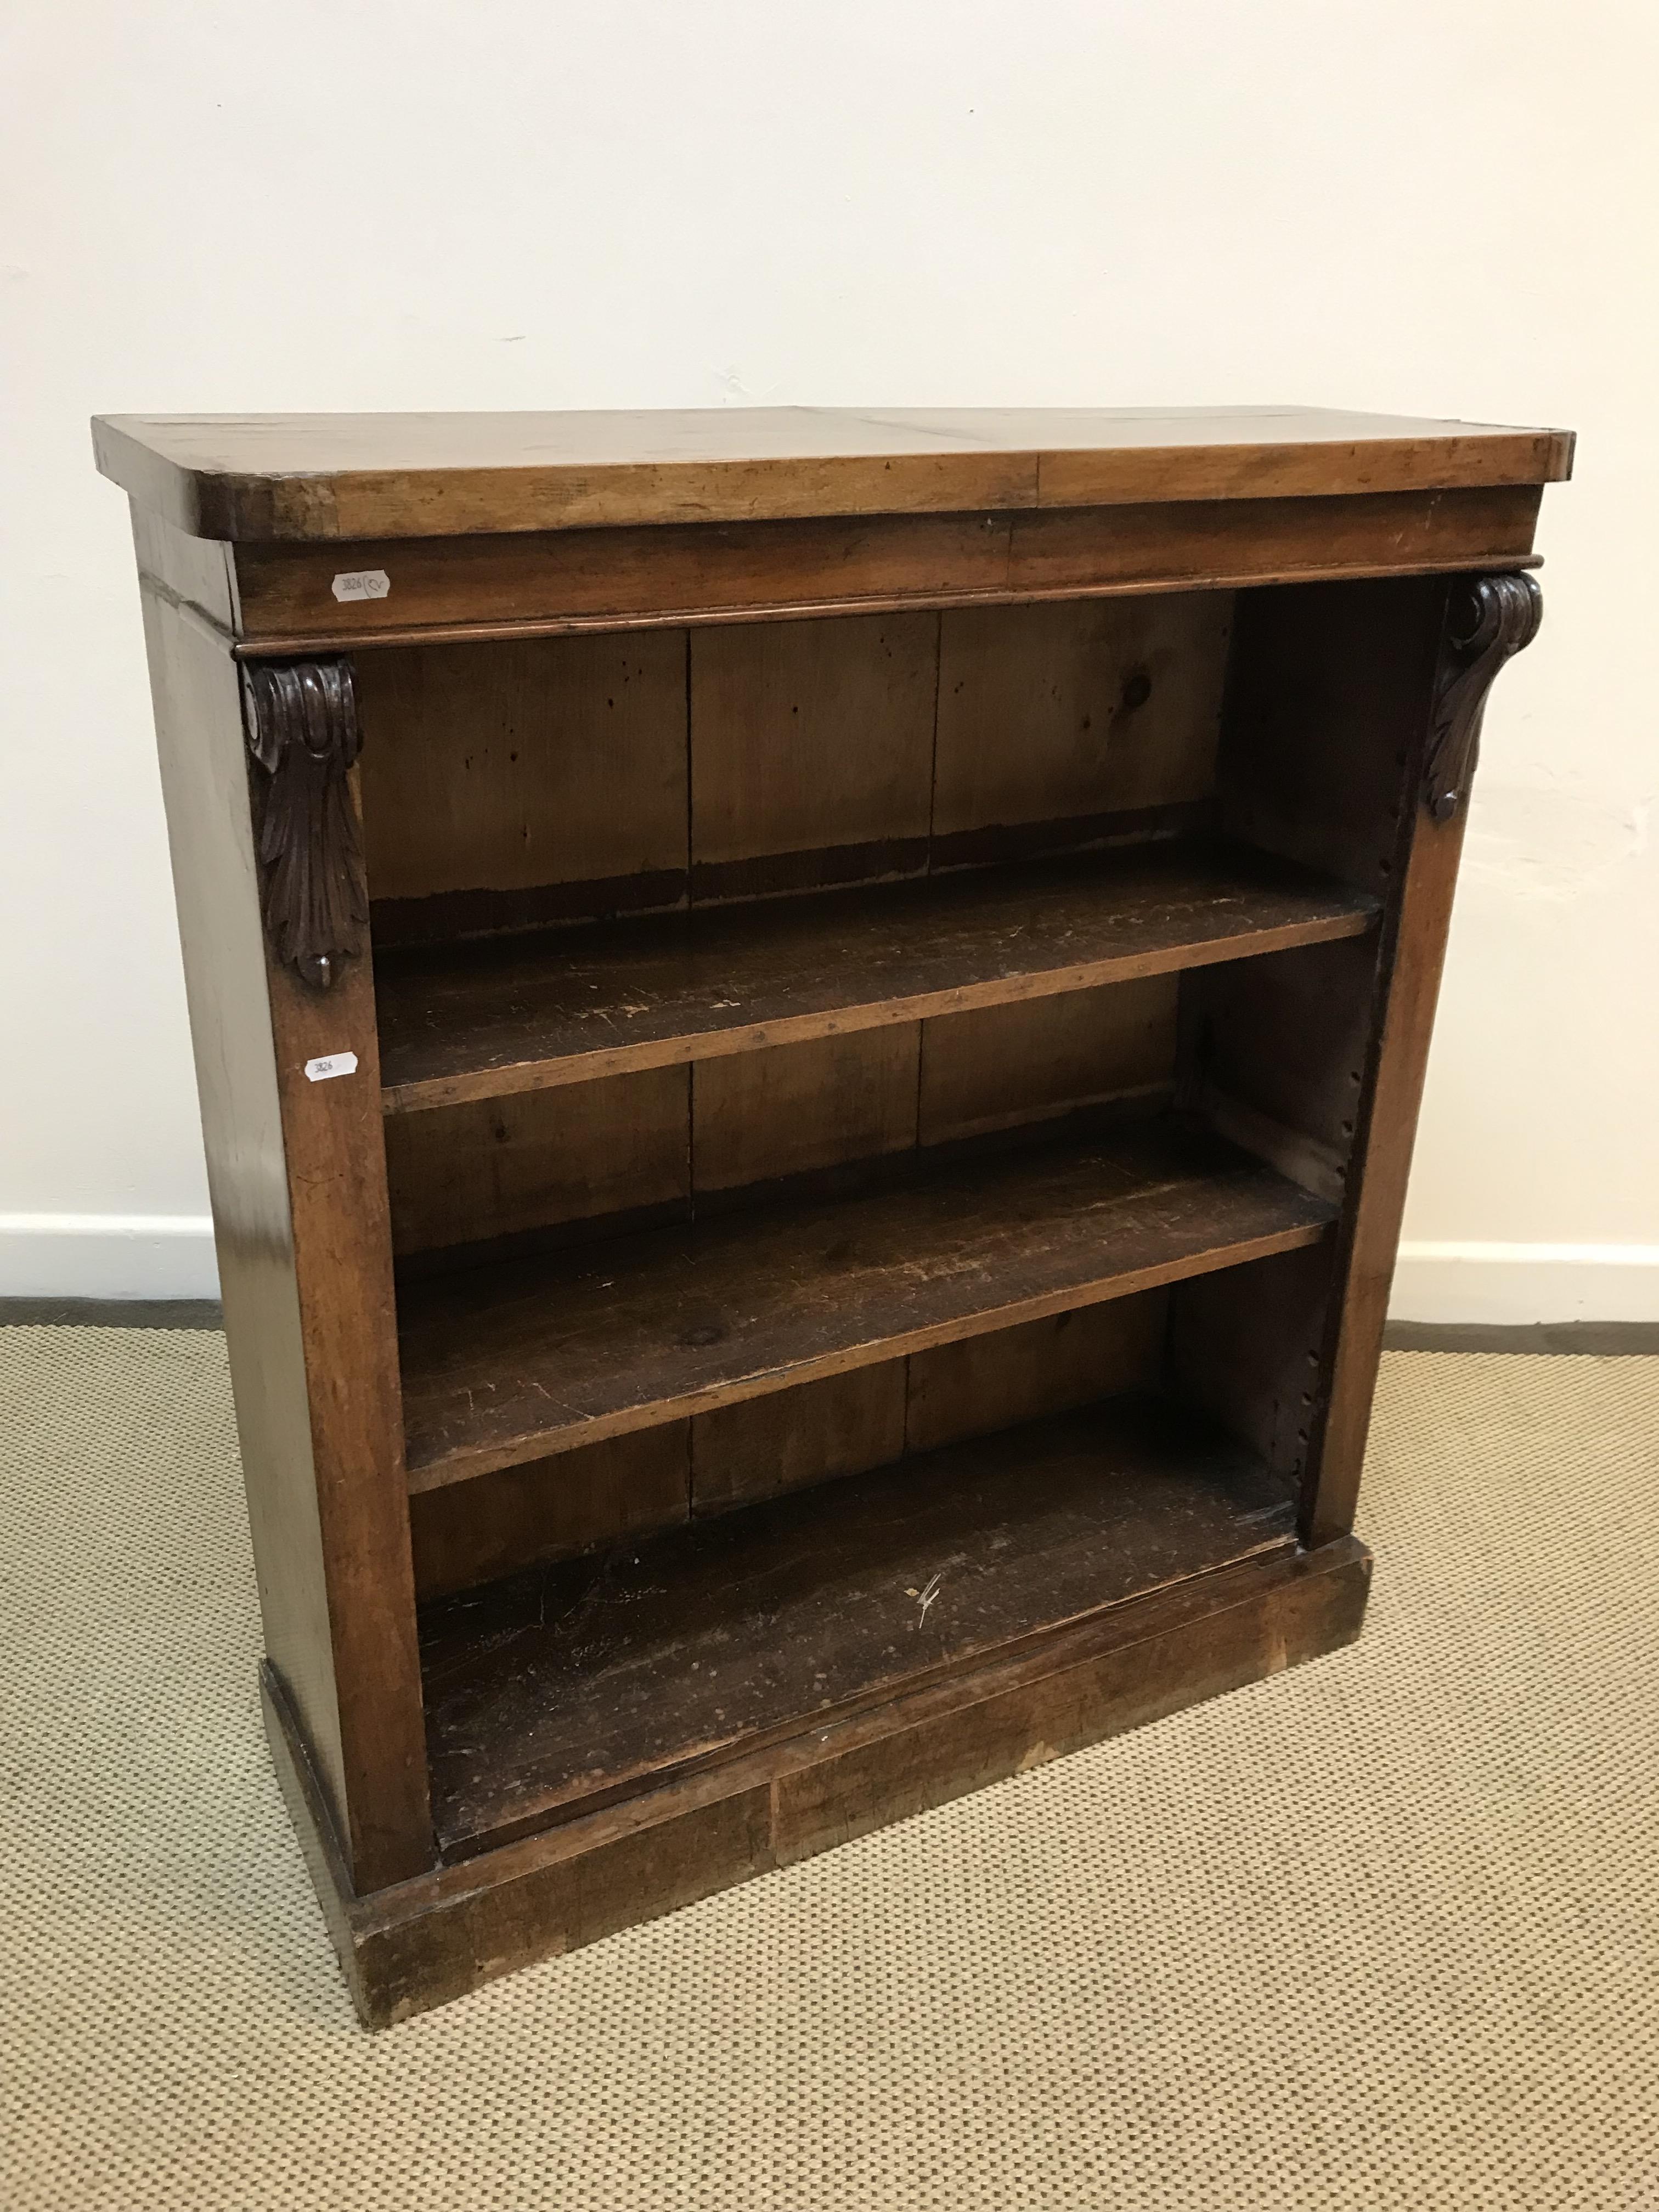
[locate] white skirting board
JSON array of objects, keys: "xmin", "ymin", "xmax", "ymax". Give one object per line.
[
  {"xmin": 0, "ymin": 1215, "xmax": 220, "ymax": 1301},
  {"xmin": 1390, "ymin": 1242, "xmax": 1659, "ymax": 1325},
  {"xmin": 4, "ymin": 1215, "xmax": 1659, "ymax": 1323}
]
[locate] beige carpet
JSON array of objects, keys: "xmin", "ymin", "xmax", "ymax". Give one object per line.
[{"xmin": 3, "ymin": 1328, "xmax": 1656, "ymax": 2210}]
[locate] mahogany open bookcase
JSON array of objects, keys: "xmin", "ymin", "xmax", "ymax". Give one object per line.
[{"xmin": 96, "ymin": 405, "xmax": 1571, "ymax": 2026}]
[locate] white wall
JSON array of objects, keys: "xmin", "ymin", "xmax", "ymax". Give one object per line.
[{"xmin": 4, "ymin": 1, "xmax": 1655, "ymax": 1317}]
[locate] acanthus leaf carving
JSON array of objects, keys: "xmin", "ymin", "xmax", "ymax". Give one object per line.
[
  {"xmin": 242, "ymin": 658, "xmax": 368, "ymax": 989},
  {"xmin": 1423, "ymin": 572, "xmax": 1543, "ymax": 824}
]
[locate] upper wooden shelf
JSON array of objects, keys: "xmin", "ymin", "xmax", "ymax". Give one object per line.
[
  {"xmin": 376, "ymin": 842, "xmax": 1380, "ymax": 1114},
  {"xmin": 92, "ymin": 404, "xmax": 1574, "ymax": 544}
]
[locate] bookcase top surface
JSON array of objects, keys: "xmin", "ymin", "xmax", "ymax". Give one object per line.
[{"xmin": 93, "ymin": 404, "xmax": 1573, "ymax": 545}]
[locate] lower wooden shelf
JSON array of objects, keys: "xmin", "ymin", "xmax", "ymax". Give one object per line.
[
  {"xmin": 398, "ymin": 1118, "xmax": 1336, "ymax": 1489},
  {"xmin": 419, "ymin": 1391, "xmax": 1301, "ymax": 1859}
]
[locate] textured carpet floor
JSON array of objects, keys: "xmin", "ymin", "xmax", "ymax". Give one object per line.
[{"xmin": 2, "ymin": 1328, "xmax": 1656, "ymax": 2210}]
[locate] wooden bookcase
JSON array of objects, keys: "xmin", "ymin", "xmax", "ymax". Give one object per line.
[{"xmin": 95, "ymin": 406, "xmax": 1571, "ymax": 2026}]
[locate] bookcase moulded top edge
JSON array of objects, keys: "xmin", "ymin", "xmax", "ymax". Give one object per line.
[{"xmin": 91, "ymin": 404, "xmax": 1575, "ymax": 544}]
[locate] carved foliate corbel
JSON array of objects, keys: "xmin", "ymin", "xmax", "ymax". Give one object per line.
[
  {"xmin": 242, "ymin": 658, "xmax": 369, "ymax": 989},
  {"xmin": 1423, "ymin": 572, "xmax": 1543, "ymax": 823}
]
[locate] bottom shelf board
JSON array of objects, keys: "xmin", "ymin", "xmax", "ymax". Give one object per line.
[{"xmin": 420, "ymin": 1392, "xmax": 1299, "ymax": 1859}]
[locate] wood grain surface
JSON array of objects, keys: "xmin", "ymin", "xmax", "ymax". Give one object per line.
[
  {"xmin": 409, "ymin": 1424, "xmax": 691, "ymax": 1602},
  {"xmin": 376, "ymin": 843, "xmax": 1379, "ymax": 1111},
  {"xmin": 419, "ymin": 1392, "xmax": 1300, "ymax": 1854},
  {"xmin": 272, "ymin": 1537, "xmax": 1371, "ymax": 2024},
  {"xmin": 690, "ymin": 1028, "xmax": 921, "ymax": 1197},
  {"xmin": 137, "ymin": 567, "xmax": 433, "ymax": 1892},
  {"xmin": 356, "ymin": 630, "xmax": 689, "ymax": 941},
  {"xmin": 382, "ymin": 1063, "xmax": 690, "ymax": 1259},
  {"xmin": 932, "ymin": 592, "xmax": 1231, "ymax": 858},
  {"xmin": 225, "ymin": 489, "xmax": 1547, "ymax": 649},
  {"xmin": 397, "ymin": 1120, "xmax": 1336, "ymax": 1489},
  {"xmin": 690, "ymin": 1364, "xmax": 910, "ymax": 1516},
  {"xmin": 689, "ymin": 613, "xmax": 938, "ymax": 898},
  {"xmin": 917, "ymin": 975, "xmax": 1177, "ymax": 1147},
  {"xmin": 905, "ymin": 1294, "xmax": 1169, "ymax": 1454},
  {"xmin": 94, "ymin": 405, "xmax": 1573, "ymax": 543}
]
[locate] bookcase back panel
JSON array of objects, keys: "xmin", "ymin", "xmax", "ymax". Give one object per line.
[
  {"xmin": 690, "ymin": 1364, "xmax": 910, "ymax": 1517},
  {"xmin": 918, "ymin": 973, "xmax": 1178, "ymax": 1147},
  {"xmin": 691, "ymin": 1026, "xmax": 922, "ymax": 1197},
  {"xmin": 357, "ymin": 631, "xmax": 690, "ymax": 942},
  {"xmin": 689, "ymin": 614, "xmax": 939, "ymax": 898},
  {"xmin": 904, "ymin": 1294, "xmax": 1169, "ymax": 1455},
  {"xmin": 410, "ymin": 1423, "xmax": 691, "ymax": 1603},
  {"xmin": 383, "ymin": 1063, "xmax": 689, "ymax": 1262},
  {"xmin": 932, "ymin": 592, "xmax": 1233, "ymax": 862},
  {"xmin": 357, "ymin": 593, "xmax": 1235, "ymax": 947},
  {"xmin": 375, "ymin": 572, "xmax": 1462, "ymax": 1676}
]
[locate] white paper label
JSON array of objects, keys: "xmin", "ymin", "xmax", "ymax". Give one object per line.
[
  {"xmin": 330, "ymin": 568, "xmax": 391, "ymax": 603},
  {"xmin": 304, "ymin": 1051, "xmax": 359, "ymax": 1083}
]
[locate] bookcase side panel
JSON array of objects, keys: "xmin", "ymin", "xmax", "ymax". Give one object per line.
[
  {"xmin": 138, "ymin": 571, "xmax": 433, "ymax": 1890},
  {"xmin": 1214, "ymin": 576, "xmax": 1442, "ymax": 1537},
  {"xmin": 137, "ymin": 578, "xmax": 351, "ymax": 1841},
  {"xmin": 1216, "ymin": 569, "xmax": 1542, "ymax": 1542}
]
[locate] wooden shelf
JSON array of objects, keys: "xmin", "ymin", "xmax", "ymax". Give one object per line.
[
  {"xmin": 419, "ymin": 1391, "xmax": 1301, "ymax": 1857},
  {"xmin": 398, "ymin": 1119, "xmax": 1335, "ymax": 1491},
  {"xmin": 376, "ymin": 842, "xmax": 1379, "ymax": 1112}
]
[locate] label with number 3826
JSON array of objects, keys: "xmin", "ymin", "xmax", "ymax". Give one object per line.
[{"xmin": 330, "ymin": 569, "xmax": 391, "ymax": 603}]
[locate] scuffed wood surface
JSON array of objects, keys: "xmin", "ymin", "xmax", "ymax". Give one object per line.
[
  {"xmin": 398, "ymin": 1120, "xmax": 1336, "ymax": 1489},
  {"xmin": 377, "ymin": 842, "xmax": 1379, "ymax": 1111},
  {"xmin": 228, "ymin": 491, "xmax": 1547, "ymax": 648},
  {"xmin": 420, "ymin": 1392, "xmax": 1300, "ymax": 1854},
  {"xmin": 94, "ymin": 404, "xmax": 1573, "ymax": 543}
]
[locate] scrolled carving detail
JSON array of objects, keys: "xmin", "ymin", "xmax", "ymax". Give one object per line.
[
  {"xmin": 242, "ymin": 658, "xmax": 368, "ymax": 989},
  {"xmin": 1423, "ymin": 572, "xmax": 1543, "ymax": 823}
]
